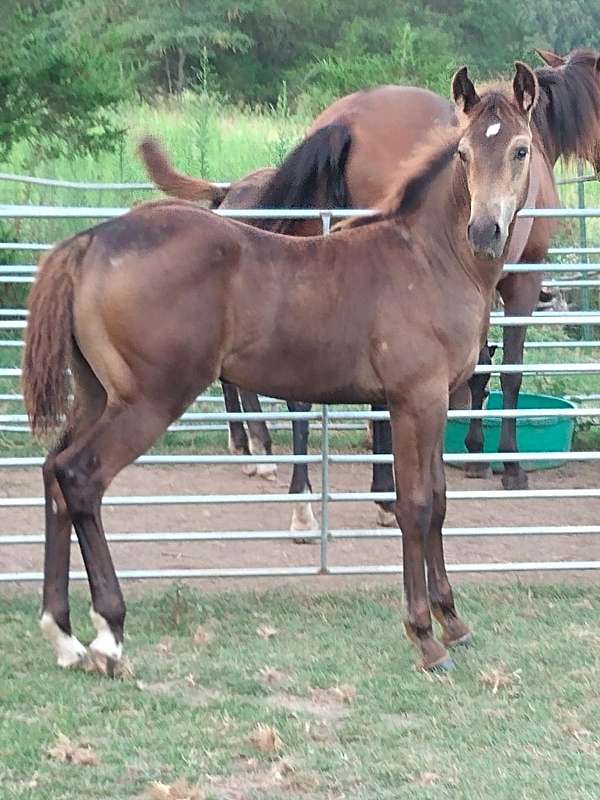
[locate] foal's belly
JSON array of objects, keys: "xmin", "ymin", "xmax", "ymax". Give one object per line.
[{"xmin": 221, "ymin": 343, "xmax": 386, "ymax": 406}]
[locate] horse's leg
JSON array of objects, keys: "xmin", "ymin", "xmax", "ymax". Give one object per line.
[
  {"xmin": 40, "ymin": 434, "xmax": 89, "ymax": 669},
  {"xmin": 40, "ymin": 352, "xmax": 108, "ymax": 669},
  {"xmin": 425, "ymin": 446, "xmax": 472, "ymax": 648},
  {"xmin": 464, "ymin": 345, "xmax": 493, "ymax": 479},
  {"xmin": 497, "ymin": 273, "xmax": 542, "ymax": 490},
  {"xmin": 288, "ymin": 401, "xmax": 317, "ymax": 542},
  {"xmin": 371, "ymin": 406, "xmax": 396, "ymax": 527},
  {"xmin": 54, "ymin": 397, "xmax": 173, "ymax": 674},
  {"xmin": 222, "ymin": 380, "xmax": 253, "ymax": 474},
  {"xmin": 389, "ymin": 395, "xmax": 453, "ymax": 671},
  {"xmin": 239, "ymin": 390, "xmax": 277, "ymax": 481}
]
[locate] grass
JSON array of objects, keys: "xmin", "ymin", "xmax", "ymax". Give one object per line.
[{"xmin": 0, "ymin": 584, "xmax": 599, "ymax": 799}]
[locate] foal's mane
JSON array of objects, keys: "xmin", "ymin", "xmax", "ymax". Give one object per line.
[
  {"xmin": 332, "ymin": 129, "xmax": 459, "ymax": 232},
  {"xmin": 336, "ymin": 91, "xmax": 516, "ymax": 231},
  {"xmin": 533, "ymin": 49, "xmax": 600, "ymax": 162}
]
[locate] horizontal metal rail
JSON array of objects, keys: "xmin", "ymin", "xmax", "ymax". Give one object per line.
[
  {"xmin": 1, "ymin": 560, "xmax": 599, "ymax": 583},
  {"xmin": 3, "ymin": 523, "xmax": 599, "ymax": 547},
  {"xmin": 0, "ymin": 169, "xmax": 592, "ymax": 191},
  {"xmin": 2, "ymin": 204, "xmax": 600, "ymax": 220},
  {"xmin": 2, "ymin": 486, "xmax": 600, "ymax": 510},
  {"xmin": 0, "ymin": 172, "xmax": 231, "ymax": 191}
]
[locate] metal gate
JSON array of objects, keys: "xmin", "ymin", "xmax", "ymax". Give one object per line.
[{"xmin": 0, "ymin": 173, "xmax": 599, "ymax": 581}]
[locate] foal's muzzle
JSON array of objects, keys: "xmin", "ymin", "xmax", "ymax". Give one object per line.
[{"xmin": 467, "ymin": 216, "xmax": 503, "ymax": 260}]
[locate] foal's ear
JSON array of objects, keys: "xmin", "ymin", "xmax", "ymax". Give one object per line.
[
  {"xmin": 513, "ymin": 61, "xmax": 539, "ymax": 118},
  {"xmin": 534, "ymin": 48, "xmax": 566, "ymax": 68},
  {"xmin": 452, "ymin": 66, "xmax": 480, "ymax": 114}
]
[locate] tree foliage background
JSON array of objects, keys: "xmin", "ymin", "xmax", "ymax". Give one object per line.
[{"xmin": 0, "ymin": 0, "xmax": 597, "ymax": 158}]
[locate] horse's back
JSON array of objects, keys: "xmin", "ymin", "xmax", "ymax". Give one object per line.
[{"xmin": 309, "ymin": 86, "xmax": 457, "ymax": 205}]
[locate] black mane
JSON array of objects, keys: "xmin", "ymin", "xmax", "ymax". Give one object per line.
[{"xmin": 533, "ymin": 49, "xmax": 600, "ymax": 163}]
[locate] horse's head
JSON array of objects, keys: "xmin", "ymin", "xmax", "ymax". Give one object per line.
[
  {"xmin": 451, "ymin": 63, "xmax": 538, "ymax": 260},
  {"xmin": 535, "ymin": 47, "xmax": 600, "ymax": 176}
]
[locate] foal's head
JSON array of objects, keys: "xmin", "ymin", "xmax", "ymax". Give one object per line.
[{"xmin": 452, "ymin": 62, "xmax": 539, "ymax": 260}]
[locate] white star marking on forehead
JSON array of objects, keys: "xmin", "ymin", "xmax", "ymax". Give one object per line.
[{"xmin": 486, "ymin": 122, "xmax": 501, "ymax": 138}]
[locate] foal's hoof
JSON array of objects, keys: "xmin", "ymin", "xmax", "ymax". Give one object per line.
[
  {"xmin": 425, "ymin": 656, "xmax": 456, "ymax": 673},
  {"xmin": 88, "ymin": 647, "xmax": 119, "ymax": 678},
  {"xmin": 464, "ymin": 463, "xmax": 492, "ymax": 480},
  {"xmin": 446, "ymin": 631, "xmax": 474, "ymax": 649},
  {"xmin": 242, "ymin": 463, "xmax": 258, "ymax": 477},
  {"xmin": 376, "ymin": 506, "xmax": 397, "ymax": 528},
  {"xmin": 501, "ymin": 471, "xmax": 529, "ymax": 491},
  {"xmin": 40, "ymin": 612, "xmax": 89, "ymax": 670},
  {"xmin": 256, "ymin": 463, "xmax": 278, "ymax": 481}
]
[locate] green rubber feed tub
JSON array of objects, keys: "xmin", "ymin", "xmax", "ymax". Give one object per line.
[{"xmin": 444, "ymin": 391, "xmax": 576, "ymax": 472}]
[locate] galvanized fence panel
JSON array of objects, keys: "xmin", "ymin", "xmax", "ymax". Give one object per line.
[{"xmin": 0, "ymin": 173, "xmax": 599, "ymax": 581}]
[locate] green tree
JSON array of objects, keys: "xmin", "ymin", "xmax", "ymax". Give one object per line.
[{"xmin": 0, "ymin": 1, "xmax": 131, "ymax": 160}]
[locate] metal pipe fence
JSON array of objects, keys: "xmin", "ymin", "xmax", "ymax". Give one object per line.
[{"xmin": 0, "ymin": 187, "xmax": 599, "ymax": 582}]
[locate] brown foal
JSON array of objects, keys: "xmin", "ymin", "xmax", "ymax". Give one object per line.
[{"xmin": 23, "ymin": 63, "xmax": 539, "ymax": 674}]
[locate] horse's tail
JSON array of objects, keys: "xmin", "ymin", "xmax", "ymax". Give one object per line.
[
  {"xmin": 138, "ymin": 136, "xmax": 228, "ymax": 207},
  {"xmin": 254, "ymin": 121, "xmax": 353, "ymax": 233},
  {"xmin": 22, "ymin": 235, "xmax": 91, "ymax": 438}
]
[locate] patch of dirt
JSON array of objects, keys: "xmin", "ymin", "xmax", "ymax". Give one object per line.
[
  {"xmin": 136, "ymin": 679, "xmax": 222, "ymax": 707},
  {"xmin": 1, "ymin": 461, "xmax": 599, "ymax": 591}
]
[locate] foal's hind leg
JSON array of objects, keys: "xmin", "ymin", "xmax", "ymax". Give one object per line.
[
  {"xmin": 497, "ymin": 273, "xmax": 542, "ymax": 490},
  {"xmin": 370, "ymin": 406, "xmax": 396, "ymax": 527},
  {"xmin": 288, "ymin": 401, "xmax": 317, "ymax": 542},
  {"xmin": 464, "ymin": 347, "xmax": 493, "ymax": 479},
  {"xmin": 54, "ymin": 399, "xmax": 173, "ymax": 674},
  {"xmin": 40, "ymin": 354, "xmax": 107, "ymax": 668},
  {"xmin": 222, "ymin": 380, "xmax": 252, "ymax": 472},
  {"xmin": 425, "ymin": 447, "xmax": 472, "ymax": 648},
  {"xmin": 240, "ymin": 390, "xmax": 277, "ymax": 480},
  {"xmin": 40, "ymin": 435, "xmax": 89, "ymax": 668}
]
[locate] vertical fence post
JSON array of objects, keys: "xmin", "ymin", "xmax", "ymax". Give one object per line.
[
  {"xmin": 576, "ymin": 162, "xmax": 591, "ymax": 340},
  {"xmin": 319, "ymin": 211, "xmax": 332, "ymax": 574}
]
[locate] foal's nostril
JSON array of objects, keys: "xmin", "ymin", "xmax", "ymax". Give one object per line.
[{"xmin": 494, "ymin": 223, "xmax": 501, "ymax": 240}]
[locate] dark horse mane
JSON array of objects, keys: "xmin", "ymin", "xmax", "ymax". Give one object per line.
[
  {"xmin": 533, "ymin": 49, "xmax": 600, "ymax": 163},
  {"xmin": 252, "ymin": 121, "xmax": 352, "ymax": 232}
]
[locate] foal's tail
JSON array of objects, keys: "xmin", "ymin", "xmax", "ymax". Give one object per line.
[
  {"xmin": 138, "ymin": 136, "xmax": 228, "ymax": 207},
  {"xmin": 22, "ymin": 235, "xmax": 90, "ymax": 437},
  {"xmin": 254, "ymin": 121, "xmax": 353, "ymax": 234}
]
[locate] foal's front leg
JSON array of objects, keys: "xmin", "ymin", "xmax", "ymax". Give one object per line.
[
  {"xmin": 425, "ymin": 447, "xmax": 472, "ymax": 648},
  {"xmin": 389, "ymin": 399, "xmax": 454, "ymax": 671}
]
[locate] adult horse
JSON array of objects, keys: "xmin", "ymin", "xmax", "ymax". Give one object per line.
[
  {"xmin": 24, "ymin": 63, "xmax": 539, "ymax": 674},
  {"xmin": 141, "ymin": 48, "xmax": 600, "ymax": 524}
]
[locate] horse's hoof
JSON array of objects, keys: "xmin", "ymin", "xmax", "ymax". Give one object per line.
[
  {"xmin": 425, "ymin": 657, "xmax": 456, "ymax": 673},
  {"xmin": 501, "ymin": 471, "xmax": 528, "ymax": 491},
  {"xmin": 88, "ymin": 647, "xmax": 118, "ymax": 678},
  {"xmin": 256, "ymin": 463, "xmax": 278, "ymax": 481},
  {"xmin": 242, "ymin": 463, "xmax": 258, "ymax": 477},
  {"xmin": 464, "ymin": 463, "xmax": 492, "ymax": 480},
  {"xmin": 447, "ymin": 632, "xmax": 474, "ymax": 649},
  {"xmin": 40, "ymin": 612, "xmax": 89, "ymax": 670},
  {"xmin": 376, "ymin": 506, "xmax": 397, "ymax": 528},
  {"xmin": 291, "ymin": 501, "xmax": 318, "ymax": 544}
]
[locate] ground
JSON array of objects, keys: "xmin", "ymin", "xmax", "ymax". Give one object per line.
[
  {"xmin": 0, "ymin": 585, "xmax": 599, "ymax": 800},
  {"xmin": 1, "ymin": 462, "xmax": 599, "ymax": 799},
  {"xmin": 1, "ymin": 461, "xmax": 599, "ymax": 587}
]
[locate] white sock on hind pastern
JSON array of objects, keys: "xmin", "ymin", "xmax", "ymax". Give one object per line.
[
  {"xmin": 89, "ymin": 608, "xmax": 122, "ymax": 662},
  {"xmin": 40, "ymin": 611, "xmax": 87, "ymax": 668}
]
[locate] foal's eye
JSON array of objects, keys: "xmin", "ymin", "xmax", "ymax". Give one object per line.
[
  {"xmin": 514, "ymin": 146, "xmax": 529, "ymax": 161},
  {"xmin": 457, "ymin": 148, "xmax": 468, "ymax": 163}
]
